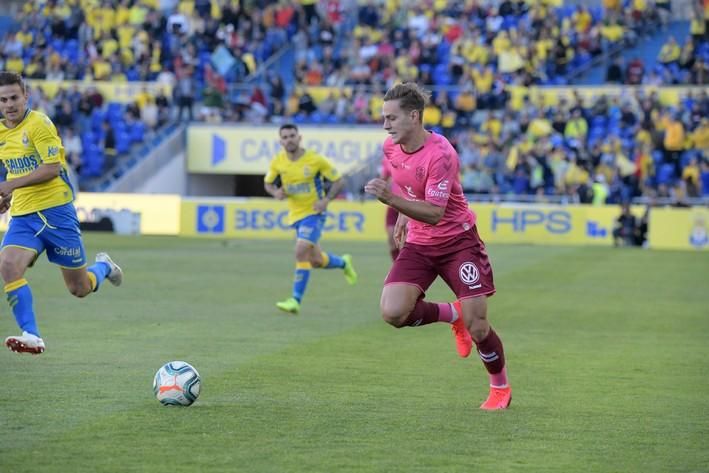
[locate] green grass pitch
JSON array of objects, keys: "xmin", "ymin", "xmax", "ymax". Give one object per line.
[{"xmin": 0, "ymin": 234, "xmax": 707, "ymax": 473}]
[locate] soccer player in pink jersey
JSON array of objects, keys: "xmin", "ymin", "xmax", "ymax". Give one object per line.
[
  {"xmin": 364, "ymin": 83, "xmax": 511, "ymax": 410},
  {"xmin": 379, "ymin": 156, "xmax": 400, "ymax": 261}
]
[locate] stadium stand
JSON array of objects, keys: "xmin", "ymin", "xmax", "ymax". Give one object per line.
[
  {"xmin": 0, "ymin": 0, "xmax": 312, "ymax": 188},
  {"xmin": 0, "ymin": 0, "xmax": 707, "ymax": 203}
]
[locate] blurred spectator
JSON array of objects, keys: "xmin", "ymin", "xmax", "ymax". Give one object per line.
[
  {"xmin": 141, "ymin": 98, "xmax": 159, "ymax": 130},
  {"xmin": 682, "ymin": 156, "xmax": 702, "ymax": 197},
  {"xmin": 592, "ymin": 174, "xmax": 610, "ymax": 205},
  {"xmin": 606, "ymin": 56, "xmax": 625, "ymax": 83},
  {"xmin": 101, "ymin": 121, "xmax": 117, "ymax": 162},
  {"xmin": 63, "ymin": 127, "xmax": 83, "ymax": 181},
  {"xmin": 701, "ymin": 159, "xmax": 709, "ymax": 197},
  {"xmin": 175, "ymin": 67, "xmax": 195, "ymax": 121},
  {"xmin": 625, "ymin": 57, "xmax": 645, "ymax": 84},
  {"xmin": 462, "ymin": 163, "xmax": 495, "ymax": 194},
  {"xmin": 613, "ymin": 203, "xmax": 641, "ymax": 246}
]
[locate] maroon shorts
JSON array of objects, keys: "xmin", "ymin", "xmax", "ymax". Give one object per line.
[
  {"xmin": 384, "ymin": 226, "xmax": 495, "ymax": 300},
  {"xmin": 385, "ymin": 206, "xmax": 399, "ymax": 228}
]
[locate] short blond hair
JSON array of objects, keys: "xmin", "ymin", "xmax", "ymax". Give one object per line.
[{"xmin": 383, "ymin": 83, "xmax": 430, "ymax": 120}]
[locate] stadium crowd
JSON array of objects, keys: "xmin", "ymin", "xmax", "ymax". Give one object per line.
[
  {"xmin": 1, "ymin": 0, "xmax": 331, "ymax": 184},
  {"xmin": 0, "ymin": 0, "xmax": 708, "ymax": 201}
]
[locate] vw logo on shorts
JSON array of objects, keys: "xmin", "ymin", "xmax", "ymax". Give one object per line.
[{"xmin": 459, "ymin": 262, "xmax": 479, "ymax": 285}]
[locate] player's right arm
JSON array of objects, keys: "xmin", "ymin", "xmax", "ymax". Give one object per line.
[
  {"xmin": 0, "ymin": 194, "xmax": 11, "ymax": 213},
  {"xmin": 264, "ymin": 180, "xmax": 286, "ymax": 200},
  {"xmin": 364, "ymin": 178, "xmax": 445, "ymax": 225},
  {"xmin": 264, "ymin": 156, "xmax": 286, "ymax": 200},
  {"xmin": 0, "ymin": 113, "xmax": 63, "ymax": 198},
  {"xmin": 0, "ymin": 163, "xmax": 61, "ymax": 198}
]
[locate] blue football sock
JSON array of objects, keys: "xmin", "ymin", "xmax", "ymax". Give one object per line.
[
  {"xmin": 321, "ymin": 252, "xmax": 345, "ymax": 269},
  {"xmin": 293, "ymin": 262, "xmax": 312, "ymax": 303},
  {"xmin": 5, "ymin": 279, "xmax": 39, "ymax": 337},
  {"xmin": 88, "ymin": 261, "xmax": 111, "ymax": 292}
]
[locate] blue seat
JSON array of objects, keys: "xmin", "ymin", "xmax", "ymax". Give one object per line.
[
  {"xmin": 501, "ymin": 15, "xmax": 519, "ymax": 30},
  {"xmin": 129, "ymin": 122, "xmax": 146, "ymax": 143},
  {"xmin": 107, "ymin": 102, "xmax": 124, "ymax": 119},
  {"xmin": 592, "ymin": 115, "xmax": 607, "ymax": 128},
  {"xmin": 652, "ymin": 150, "xmax": 664, "ymax": 165},
  {"xmin": 116, "ymin": 131, "xmax": 131, "ymax": 154},
  {"xmin": 81, "ymin": 131, "xmax": 97, "ymax": 147},
  {"xmin": 657, "ymin": 163, "xmax": 676, "ymax": 185}
]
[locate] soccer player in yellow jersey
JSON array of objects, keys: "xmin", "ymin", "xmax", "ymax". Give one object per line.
[
  {"xmin": 0, "ymin": 71, "xmax": 123, "ymax": 354},
  {"xmin": 264, "ymin": 124, "xmax": 357, "ymax": 314}
]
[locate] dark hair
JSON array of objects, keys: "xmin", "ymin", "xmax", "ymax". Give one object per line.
[
  {"xmin": 279, "ymin": 123, "xmax": 298, "ymax": 134},
  {"xmin": 0, "ymin": 71, "xmax": 25, "ymax": 91},
  {"xmin": 383, "ymin": 83, "xmax": 429, "ymax": 119}
]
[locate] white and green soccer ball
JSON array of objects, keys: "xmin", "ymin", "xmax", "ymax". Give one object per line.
[{"xmin": 153, "ymin": 361, "xmax": 201, "ymax": 406}]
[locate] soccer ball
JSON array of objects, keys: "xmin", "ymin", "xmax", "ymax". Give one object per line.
[{"xmin": 153, "ymin": 361, "xmax": 201, "ymax": 406}]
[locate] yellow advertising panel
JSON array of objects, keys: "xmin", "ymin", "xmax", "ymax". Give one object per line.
[
  {"xmin": 0, "ymin": 193, "xmax": 702, "ymax": 250},
  {"xmin": 474, "ymin": 204, "xmax": 623, "ymax": 246},
  {"xmin": 0, "ymin": 193, "xmax": 181, "ymax": 235},
  {"xmin": 187, "ymin": 125, "xmax": 384, "ymax": 175},
  {"xmin": 27, "ymin": 80, "xmax": 172, "ymax": 103},
  {"xmin": 648, "ymin": 207, "xmax": 709, "ymax": 251},
  {"xmin": 180, "ymin": 199, "xmax": 628, "ymax": 246},
  {"xmin": 73, "ymin": 193, "xmax": 182, "ymax": 235},
  {"xmin": 181, "ymin": 198, "xmax": 387, "ymax": 241}
]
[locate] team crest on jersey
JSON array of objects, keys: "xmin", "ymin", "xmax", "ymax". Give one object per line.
[
  {"xmin": 302, "ymin": 166, "xmax": 311, "ymax": 177},
  {"xmin": 22, "ymin": 131, "xmax": 29, "ymax": 147},
  {"xmin": 415, "ymin": 166, "xmax": 425, "ymax": 181}
]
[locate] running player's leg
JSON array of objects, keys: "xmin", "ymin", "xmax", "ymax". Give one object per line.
[
  {"xmin": 380, "ymin": 243, "xmax": 456, "ymax": 329},
  {"xmin": 438, "ymin": 227, "xmax": 510, "ymax": 409},
  {"xmin": 0, "ymin": 216, "xmax": 45, "ymax": 353},
  {"xmin": 459, "ymin": 297, "xmax": 511, "ymax": 409},
  {"xmin": 309, "ymin": 215, "xmax": 357, "ymax": 285},
  {"xmin": 42, "ymin": 204, "xmax": 121, "ymax": 297},
  {"xmin": 276, "ymin": 216, "xmax": 318, "ymax": 314}
]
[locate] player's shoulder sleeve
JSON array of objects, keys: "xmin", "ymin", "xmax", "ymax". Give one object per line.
[
  {"xmin": 264, "ymin": 151, "xmax": 283, "ymax": 184},
  {"xmin": 424, "ymin": 134, "xmax": 459, "ymax": 206},
  {"xmin": 379, "ymin": 154, "xmax": 391, "ymax": 179},
  {"xmin": 313, "ymin": 151, "xmax": 340, "ymax": 181},
  {"xmin": 28, "ymin": 111, "xmax": 62, "ymax": 164}
]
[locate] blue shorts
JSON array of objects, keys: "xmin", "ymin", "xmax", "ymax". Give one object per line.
[
  {"xmin": 1, "ymin": 203, "xmax": 87, "ymax": 268},
  {"xmin": 293, "ymin": 214, "xmax": 325, "ymax": 245}
]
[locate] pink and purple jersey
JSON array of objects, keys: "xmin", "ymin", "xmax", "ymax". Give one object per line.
[
  {"xmin": 382, "ymin": 132, "xmax": 475, "ymax": 245},
  {"xmin": 380, "ymin": 155, "xmax": 392, "ymax": 180}
]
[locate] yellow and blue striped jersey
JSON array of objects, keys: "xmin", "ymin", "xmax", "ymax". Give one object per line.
[
  {"xmin": 264, "ymin": 149, "xmax": 340, "ymax": 225},
  {"xmin": 0, "ymin": 109, "xmax": 73, "ymax": 216}
]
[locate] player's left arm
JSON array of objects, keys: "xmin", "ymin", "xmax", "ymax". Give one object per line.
[{"xmin": 313, "ymin": 156, "xmax": 344, "ymax": 212}]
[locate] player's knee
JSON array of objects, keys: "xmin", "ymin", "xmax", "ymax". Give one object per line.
[
  {"xmin": 310, "ymin": 255, "xmax": 324, "ymax": 268},
  {"xmin": 380, "ymin": 304, "xmax": 408, "ymax": 328},
  {"xmin": 67, "ymin": 282, "xmax": 91, "ymax": 298},
  {"xmin": 0, "ymin": 258, "xmax": 22, "ymax": 282},
  {"xmin": 468, "ymin": 318, "xmax": 490, "ymax": 342},
  {"xmin": 294, "ymin": 247, "xmax": 310, "ymax": 262},
  {"xmin": 470, "ymin": 326, "xmax": 489, "ymax": 342}
]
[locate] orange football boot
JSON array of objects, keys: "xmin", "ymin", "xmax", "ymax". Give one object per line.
[
  {"xmin": 451, "ymin": 300, "xmax": 473, "ymax": 358},
  {"xmin": 480, "ymin": 386, "xmax": 512, "ymax": 410}
]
